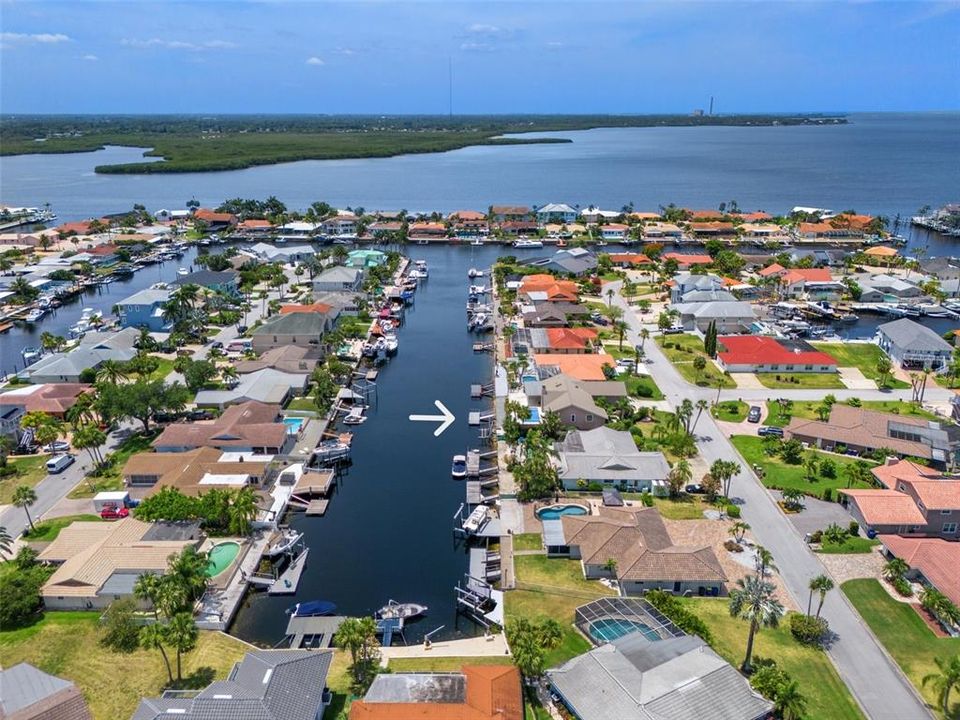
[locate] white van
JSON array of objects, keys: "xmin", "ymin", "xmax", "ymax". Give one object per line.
[{"xmin": 46, "ymin": 454, "xmax": 75, "ymax": 474}]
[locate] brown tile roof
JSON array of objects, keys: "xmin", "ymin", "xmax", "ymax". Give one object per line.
[
  {"xmin": 785, "ymin": 405, "xmax": 934, "ymax": 459},
  {"xmin": 449, "ymin": 210, "xmax": 486, "ymax": 221},
  {"xmin": 123, "ymin": 446, "xmax": 269, "ymax": 497},
  {"xmin": 839, "ymin": 489, "xmax": 927, "ymax": 525},
  {"xmin": 532, "ymin": 354, "xmax": 616, "ymax": 381},
  {"xmin": 871, "ymin": 459, "xmax": 939, "ymax": 489},
  {"xmin": 234, "ymin": 345, "xmax": 322, "ymax": 375},
  {"xmin": 879, "ymin": 535, "xmax": 960, "ymax": 606},
  {"xmin": 151, "ymin": 401, "xmax": 286, "ymax": 450},
  {"xmin": 490, "ymin": 205, "xmax": 530, "ymax": 215},
  {"xmin": 908, "ymin": 480, "xmax": 960, "ymax": 510},
  {"xmin": 279, "ymin": 302, "xmax": 334, "ymax": 314},
  {"xmin": 194, "ymin": 208, "xmax": 237, "ymax": 224},
  {"xmin": 0, "ymin": 383, "xmax": 91, "ymax": 415}
]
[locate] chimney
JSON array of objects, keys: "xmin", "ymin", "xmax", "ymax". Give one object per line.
[{"xmin": 886, "ymin": 456, "xmax": 899, "ymax": 466}]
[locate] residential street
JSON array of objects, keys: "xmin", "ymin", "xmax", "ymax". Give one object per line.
[{"xmin": 610, "ymin": 283, "xmax": 933, "ymax": 720}]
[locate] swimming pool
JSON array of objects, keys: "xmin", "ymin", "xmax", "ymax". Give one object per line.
[
  {"xmin": 588, "ymin": 618, "xmax": 662, "ymax": 643},
  {"xmin": 536, "ymin": 504, "xmax": 589, "ymax": 520},
  {"xmin": 283, "ymin": 417, "xmax": 305, "ymax": 435},
  {"xmin": 521, "ymin": 374, "xmax": 538, "ymax": 384},
  {"xmin": 206, "ymin": 542, "xmax": 241, "ymax": 577},
  {"xmin": 523, "ymin": 407, "xmax": 542, "ymax": 424}
]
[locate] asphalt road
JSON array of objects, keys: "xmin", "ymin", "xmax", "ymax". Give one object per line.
[{"xmin": 611, "ymin": 284, "xmax": 933, "ymax": 720}]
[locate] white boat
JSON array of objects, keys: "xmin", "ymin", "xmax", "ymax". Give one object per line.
[
  {"xmin": 409, "ymin": 269, "xmax": 428, "ymax": 279},
  {"xmin": 23, "ymin": 308, "xmax": 46, "ymax": 322},
  {"xmin": 21, "ymin": 347, "xmax": 42, "ymax": 364},
  {"xmin": 513, "ymin": 238, "xmax": 543, "ymax": 249},
  {"xmin": 470, "ymin": 239, "xmax": 484, "ymax": 246},
  {"xmin": 177, "ymin": 267, "xmax": 189, "ymax": 277},
  {"xmin": 343, "ymin": 407, "xmax": 367, "ymax": 425},
  {"xmin": 414, "ymin": 260, "xmax": 428, "ymax": 276},
  {"xmin": 451, "ymin": 454, "xmax": 467, "ymax": 479},
  {"xmin": 384, "ymin": 333, "xmax": 399, "ymax": 354},
  {"xmin": 265, "ymin": 529, "xmax": 303, "ymax": 558},
  {"xmin": 468, "ymin": 285, "xmax": 488, "ymax": 295},
  {"xmin": 462, "ymin": 505, "xmax": 489, "ymax": 534},
  {"xmin": 313, "ymin": 435, "xmax": 352, "ymax": 464},
  {"xmin": 377, "ymin": 600, "xmax": 428, "ymax": 620},
  {"xmin": 467, "ymin": 268, "xmax": 484, "ymax": 278}
]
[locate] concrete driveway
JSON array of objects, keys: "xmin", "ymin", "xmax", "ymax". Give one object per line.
[
  {"xmin": 838, "ymin": 367, "xmax": 878, "ymax": 390},
  {"xmin": 771, "ymin": 491, "xmax": 854, "ymax": 538}
]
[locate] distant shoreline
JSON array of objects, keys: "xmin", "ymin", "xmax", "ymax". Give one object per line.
[{"xmin": 0, "ymin": 114, "xmax": 847, "ymax": 175}]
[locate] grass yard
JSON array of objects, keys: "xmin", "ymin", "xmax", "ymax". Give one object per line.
[
  {"xmin": 513, "ymin": 533, "xmax": 543, "ymax": 551},
  {"xmin": 285, "ymin": 397, "xmax": 318, "ymax": 412},
  {"xmin": 0, "ymin": 455, "xmax": 49, "ymax": 504},
  {"xmin": 146, "ymin": 357, "xmax": 175, "ymax": 382},
  {"xmin": 623, "ymin": 373, "xmax": 664, "ymax": 400},
  {"xmin": 680, "ymin": 598, "xmax": 864, "ymax": 720},
  {"xmin": 0, "ymin": 612, "xmax": 251, "ymax": 720},
  {"xmin": 843, "ymin": 579, "xmax": 960, "ymax": 719},
  {"xmin": 507, "ymin": 555, "xmax": 615, "ymax": 667},
  {"xmin": 756, "ymin": 372, "xmax": 846, "ymax": 389},
  {"xmin": 652, "ymin": 495, "xmax": 712, "ymax": 520},
  {"xmin": 816, "ymin": 536, "xmax": 880, "ymax": 554},
  {"xmin": 388, "ymin": 656, "xmax": 514, "ymax": 672},
  {"xmin": 22, "ymin": 514, "xmax": 101, "ymax": 542},
  {"xmin": 68, "ymin": 431, "xmax": 159, "ymax": 498},
  {"xmin": 655, "ymin": 334, "xmax": 736, "ymax": 388},
  {"xmin": 730, "ymin": 435, "xmax": 875, "ymax": 497},
  {"xmin": 712, "ymin": 400, "xmax": 748, "ymax": 422},
  {"xmin": 812, "ymin": 343, "xmax": 910, "ymax": 388},
  {"xmin": 765, "ymin": 398, "xmax": 943, "ymax": 428}
]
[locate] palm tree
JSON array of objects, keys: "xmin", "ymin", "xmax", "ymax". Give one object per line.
[
  {"xmin": 96, "ymin": 359, "xmax": 129, "ymax": 385},
  {"xmin": 807, "ymin": 574, "xmax": 835, "ymax": 617},
  {"xmin": 922, "ymin": 655, "xmax": 960, "ymax": 717},
  {"xmin": 227, "ymin": 486, "xmax": 258, "ymax": 536},
  {"xmin": 774, "ymin": 678, "xmax": 808, "ymax": 720},
  {"xmin": 754, "ymin": 545, "xmax": 777, "ymax": 577},
  {"xmin": 606, "ymin": 287, "xmax": 615, "ymax": 307},
  {"xmin": 667, "ymin": 458, "xmax": 692, "ymax": 497},
  {"xmin": 0, "ymin": 525, "xmax": 12, "ymax": 558},
  {"xmin": 12, "ymin": 485, "xmax": 37, "ymax": 532},
  {"xmin": 728, "ymin": 574, "xmax": 785, "ymax": 672},
  {"xmin": 691, "ymin": 399, "xmax": 710, "ymax": 433},
  {"xmin": 613, "ymin": 319, "xmax": 628, "ymax": 350},
  {"xmin": 167, "ymin": 612, "xmax": 198, "ymax": 682},
  {"xmin": 134, "ymin": 572, "xmax": 163, "ymax": 620},
  {"xmin": 140, "ymin": 622, "xmax": 174, "ymax": 685},
  {"xmin": 729, "ymin": 520, "xmax": 750, "ymax": 543},
  {"xmin": 166, "ymin": 547, "xmax": 208, "ymax": 607},
  {"xmin": 882, "ymin": 558, "xmax": 909, "ymax": 583},
  {"xmin": 639, "ymin": 327, "xmax": 650, "ymax": 350}
]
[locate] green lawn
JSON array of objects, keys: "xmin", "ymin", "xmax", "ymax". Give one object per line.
[
  {"xmin": 513, "ymin": 533, "xmax": 543, "ymax": 551},
  {"xmin": 730, "ymin": 435, "xmax": 875, "ymax": 497},
  {"xmin": 765, "ymin": 398, "xmax": 943, "ymax": 428},
  {"xmin": 623, "ymin": 373, "xmax": 664, "ymax": 400},
  {"xmin": 656, "ymin": 334, "xmax": 736, "ymax": 388},
  {"xmin": 285, "ymin": 397, "xmax": 318, "ymax": 412},
  {"xmin": 652, "ymin": 495, "xmax": 712, "ymax": 520},
  {"xmin": 22, "ymin": 514, "xmax": 102, "ymax": 542},
  {"xmin": 843, "ymin": 579, "xmax": 960, "ymax": 718},
  {"xmin": 147, "ymin": 357, "xmax": 175, "ymax": 382},
  {"xmin": 68, "ymin": 431, "xmax": 158, "ymax": 499},
  {"xmin": 811, "ymin": 342, "xmax": 910, "ymax": 389},
  {"xmin": 0, "ymin": 455, "xmax": 49, "ymax": 504},
  {"xmin": 0, "ymin": 612, "xmax": 250, "ymax": 720},
  {"xmin": 756, "ymin": 372, "xmax": 846, "ymax": 389},
  {"xmin": 712, "ymin": 400, "xmax": 748, "ymax": 422},
  {"xmin": 816, "ymin": 536, "xmax": 880, "ymax": 554},
  {"xmin": 388, "ymin": 656, "xmax": 514, "ymax": 672},
  {"xmin": 680, "ymin": 598, "xmax": 864, "ymax": 720}
]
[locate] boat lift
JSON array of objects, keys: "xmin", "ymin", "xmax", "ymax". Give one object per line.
[{"xmin": 470, "ymin": 383, "xmax": 494, "ymax": 399}]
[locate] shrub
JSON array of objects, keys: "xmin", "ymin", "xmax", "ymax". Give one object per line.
[
  {"xmin": 750, "ymin": 661, "xmax": 792, "ymax": 699},
  {"xmin": 724, "ymin": 539, "xmax": 743, "ymax": 552},
  {"xmin": 789, "ymin": 613, "xmax": 829, "ymax": 647},
  {"xmin": 644, "ymin": 590, "xmax": 713, "ymax": 643},
  {"xmin": 726, "ymin": 504, "xmax": 741, "ymax": 519},
  {"xmin": 641, "ymin": 492, "xmax": 654, "ymax": 507},
  {"xmin": 0, "ymin": 566, "xmax": 50, "ymax": 628},
  {"xmin": 636, "ymin": 385, "xmax": 653, "ymax": 398},
  {"xmin": 99, "ymin": 598, "xmax": 142, "ymax": 653},
  {"xmin": 819, "ymin": 458, "xmax": 837, "ymax": 478},
  {"xmin": 809, "ymin": 530, "xmax": 823, "ymax": 544},
  {"xmin": 848, "ymin": 520, "xmax": 860, "ymax": 536},
  {"xmin": 893, "ymin": 577, "xmax": 913, "ymax": 597},
  {"xmin": 822, "ymin": 488, "xmax": 833, "ymax": 502}
]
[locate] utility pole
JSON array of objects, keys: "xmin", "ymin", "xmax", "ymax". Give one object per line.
[
  {"xmin": 709, "ymin": 96, "xmax": 714, "ymax": 116},
  {"xmin": 448, "ymin": 56, "xmax": 453, "ymax": 118}
]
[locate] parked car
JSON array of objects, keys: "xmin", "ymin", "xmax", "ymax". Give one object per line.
[
  {"xmin": 45, "ymin": 440, "xmax": 70, "ymax": 453},
  {"xmin": 99, "ymin": 505, "xmax": 130, "ymax": 521},
  {"xmin": 187, "ymin": 409, "xmax": 215, "ymax": 421},
  {"xmin": 590, "ymin": 312, "xmax": 609, "ymax": 326},
  {"xmin": 747, "ymin": 406, "xmax": 762, "ymax": 423},
  {"xmin": 210, "ymin": 340, "xmax": 224, "ymax": 350},
  {"xmin": 45, "ymin": 453, "xmax": 75, "ymax": 474},
  {"xmin": 685, "ymin": 483, "xmax": 705, "ymax": 494},
  {"xmin": 757, "ymin": 426, "xmax": 784, "ymax": 437},
  {"xmin": 662, "ymin": 326, "xmax": 683, "ymax": 335}
]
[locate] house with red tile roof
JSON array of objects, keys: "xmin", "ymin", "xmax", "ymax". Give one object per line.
[
  {"xmin": 686, "ymin": 209, "xmax": 726, "ymax": 220},
  {"xmin": 608, "ymin": 253, "xmax": 652, "ymax": 268},
  {"xmin": 642, "ymin": 222, "xmax": 683, "ymax": 238},
  {"xmin": 734, "ymin": 211, "xmax": 773, "ymax": 222},
  {"xmin": 716, "ymin": 336, "xmax": 837, "ymax": 374},
  {"xmin": 490, "ymin": 205, "xmax": 531, "ymax": 222},
  {"xmin": 688, "ymin": 221, "xmax": 736, "ymax": 236},
  {"xmin": 408, "ymin": 221, "xmax": 447, "ymax": 239},
  {"xmin": 758, "ymin": 262, "xmax": 787, "ymax": 278},
  {"xmin": 527, "ymin": 327, "xmax": 598, "ymax": 354},
  {"xmin": 519, "ymin": 274, "xmax": 579, "ymax": 303},
  {"xmin": 878, "ymin": 535, "xmax": 960, "ymax": 608},
  {"xmin": 662, "ymin": 252, "xmax": 713, "ymax": 269},
  {"xmin": 55, "ymin": 219, "xmax": 110, "ymax": 236},
  {"xmin": 797, "ymin": 221, "xmax": 863, "ymax": 239},
  {"xmin": 448, "ymin": 210, "xmax": 486, "ymax": 221},
  {"xmin": 193, "ymin": 208, "xmax": 238, "ymax": 229},
  {"xmin": 778, "ymin": 268, "xmax": 844, "ymax": 299},
  {"xmin": 237, "ymin": 218, "xmax": 273, "ymax": 233},
  {"xmin": 533, "ymin": 353, "xmax": 616, "ymax": 381},
  {"xmin": 0, "ymin": 385, "xmax": 92, "ymax": 442}
]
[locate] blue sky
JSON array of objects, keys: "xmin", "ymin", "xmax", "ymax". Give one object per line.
[{"xmin": 2, "ymin": 1, "xmax": 958, "ymax": 114}]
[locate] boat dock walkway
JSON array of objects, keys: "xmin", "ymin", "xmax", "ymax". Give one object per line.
[
  {"xmin": 379, "ymin": 633, "xmax": 510, "ymax": 666},
  {"xmin": 267, "ymin": 547, "xmax": 310, "ymax": 595},
  {"xmin": 197, "ymin": 531, "xmax": 271, "ymax": 631},
  {"xmin": 376, "ymin": 617, "xmax": 404, "ymax": 646},
  {"xmin": 305, "ymin": 499, "xmax": 329, "ymax": 516},
  {"xmin": 285, "ymin": 614, "xmax": 347, "ymax": 649}
]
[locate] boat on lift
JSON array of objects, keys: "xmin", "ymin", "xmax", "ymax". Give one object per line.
[
  {"xmin": 413, "ymin": 259, "xmax": 428, "ymax": 277},
  {"xmin": 23, "ymin": 308, "xmax": 46, "ymax": 323},
  {"xmin": 343, "ymin": 407, "xmax": 367, "ymax": 425},
  {"xmin": 468, "ymin": 267, "xmax": 485, "ymax": 278},
  {"xmin": 288, "ymin": 600, "xmax": 338, "ymax": 617},
  {"xmin": 265, "ymin": 529, "xmax": 304, "ymax": 558},
  {"xmin": 513, "ymin": 238, "xmax": 543, "ymax": 249},
  {"xmin": 451, "ymin": 455, "xmax": 468, "ymax": 479},
  {"xmin": 177, "ymin": 267, "xmax": 190, "ymax": 277},
  {"xmin": 377, "ymin": 599, "xmax": 428, "ymax": 620}
]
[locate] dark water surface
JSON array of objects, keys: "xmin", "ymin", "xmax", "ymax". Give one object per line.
[{"xmin": 230, "ymin": 244, "xmax": 503, "ymax": 645}]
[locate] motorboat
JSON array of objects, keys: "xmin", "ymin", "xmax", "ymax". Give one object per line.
[
  {"xmin": 513, "ymin": 238, "xmax": 543, "ymax": 249},
  {"xmin": 265, "ymin": 529, "xmax": 303, "ymax": 558},
  {"xmin": 313, "ymin": 435, "xmax": 352, "ymax": 464},
  {"xmin": 410, "ymin": 269, "xmax": 428, "ymax": 279},
  {"xmin": 177, "ymin": 267, "xmax": 189, "ymax": 277},
  {"xmin": 451, "ymin": 454, "xmax": 468, "ymax": 479},
  {"xmin": 343, "ymin": 407, "xmax": 367, "ymax": 425},
  {"xmin": 470, "ymin": 239, "xmax": 484, "ymax": 246},
  {"xmin": 414, "ymin": 260, "xmax": 428, "ymax": 276},
  {"xmin": 21, "ymin": 347, "xmax": 42, "ymax": 364},
  {"xmin": 467, "ymin": 267, "xmax": 484, "ymax": 278},
  {"xmin": 288, "ymin": 600, "xmax": 337, "ymax": 617},
  {"xmin": 23, "ymin": 308, "xmax": 46, "ymax": 322},
  {"xmin": 462, "ymin": 505, "xmax": 489, "ymax": 534},
  {"xmin": 468, "ymin": 285, "xmax": 488, "ymax": 295},
  {"xmin": 377, "ymin": 600, "xmax": 428, "ymax": 620},
  {"xmin": 384, "ymin": 333, "xmax": 399, "ymax": 355}
]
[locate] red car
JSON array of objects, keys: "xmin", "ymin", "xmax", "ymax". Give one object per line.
[{"xmin": 100, "ymin": 505, "xmax": 130, "ymax": 520}]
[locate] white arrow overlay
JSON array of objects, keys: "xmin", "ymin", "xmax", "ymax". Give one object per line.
[{"xmin": 409, "ymin": 400, "xmax": 456, "ymax": 437}]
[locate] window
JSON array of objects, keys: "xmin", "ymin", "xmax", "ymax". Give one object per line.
[
  {"xmin": 941, "ymin": 509, "xmax": 952, "ymax": 515},
  {"xmin": 943, "ymin": 523, "xmax": 958, "ymax": 534},
  {"xmin": 805, "ymin": 365, "xmax": 813, "ymax": 370},
  {"xmin": 586, "ymin": 414, "xmax": 594, "ymax": 422},
  {"xmin": 570, "ymin": 414, "xmax": 576, "ymax": 422}
]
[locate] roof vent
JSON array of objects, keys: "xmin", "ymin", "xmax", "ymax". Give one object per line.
[{"xmin": 263, "ymin": 668, "xmax": 273, "ymax": 684}]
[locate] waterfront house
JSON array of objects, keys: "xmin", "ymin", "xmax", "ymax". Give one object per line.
[
  {"xmin": 237, "ymin": 218, "xmax": 274, "ymax": 235},
  {"xmin": 171, "ymin": 269, "xmax": 241, "ymax": 298},
  {"xmin": 716, "ymin": 336, "xmax": 838, "ymax": 374},
  {"xmin": 548, "ymin": 627, "xmax": 770, "ymax": 720},
  {"xmin": 533, "ymin": 353, "xmax": 616, "ymax": 382},
  {"xmin": 313, "ymin": 265, "xmax": 364, "ymax": 293},
  {"xmin": 251, "ymin": 309, "xmax": 337, "ymax": 353},
  {"xmin": 24, "ymin": 327, "xmax": 139, "ymax": 384},
  {"xmin": 547, "ymin": 506, "xmax": 726, "ymax": 594},
  {"xmin": 193, "ymin": 208, "xmax": 237, "ymax": 230},
  {"xmin": 537, "ymin": 203, "xmax": 579, "ymax": 224},
  {"xmin": 528, "ymin": 373, "xmax": 628, "ymax": 430},
  {"xmin": 345, "ymin": 249, "xmax": 386, "ymax": 268},
  {"xmin": 579, "ymin": 206, "xmax": 621, "ymax": 223},
  {"xmin": 115, "ymin": 287, "xmax": 173, "ymax": 332},
  {"xmin": 521, "ymin": 301, "xmax": 590, "ymax": 328},
  {"xmin": 532, "ymin": 247, "xmax": 598, "ymax": 276},
  {"xmin": 920, "ymin": 257, "xmax": 960, "ymax": 296},
  {"xmin": 38, "ymin": 518, "xmax": 201, "ymax": 610},
  {"xmin": 600, "ymin": 223, "xmax": 630, "ymax": 241},
  {"xmin": 876, "ymin": 318, "xmax": 953, "ymax": 371},
  {"xmin": 740, "ymin": 222, "xmax": 787, "ymax": 239},
  {"xmin": 662, "ymin": 252, "xmax": 713, "ymax": 269},
  {"xmin": 642, "ymin": 222, "xmax": 683, "ymax": 239},
  {"xmin": 368, "ymin": 221, "xmax": 403, "ymax": 239},
  {"xmin": 320, "ymin": 214, "xmax": 358, "ymax": 237},
  {"xmin": 312, "ymin": 290, "xmax": 363, "ymax": 316},
  {"xmin": 672, "ymin": 301, "xmax": 756, "ymax": 334},
  {"xmin": 497, "ymin": 219, "xmax": 539, "ymax": 236},
  {"xmin": 236, "ymin": 344, "xmax": 323, "ymax": 376},
  {"xmin": 878, "ymin": 534, "xmax": 960, "ymax": 610},
  {"xmin": 858, "ymin": 273, "xmax": 924, "ymax": 302},
  {"xmin": 152, "ymin": 400, "xmax": 290, "ymax": 453},
  {"xmin": 133, "ymin": 649, "xmax": 334, "ymax": 720},
  {"xmin": 796, "ymin": 221, "xmax": 863, "ymax": 240},
  {"xmin": 544, "ymin": 222, "xmax": 588, "ymax": 238},
  {"xmin": 668, "ymin": 272, "xmax": 726, "ymax": 303},
  {"xmin": 350, "ymin": 664, "xmax": 521, "ymax": 720},
  {"xmin": 785, "ymin": 405, "xmax": 960, "ymax": 469},
  {"xmin": 195, "ymin": 368, "xmax": 309, "ymax": 409},
  {"xmin": 556, "ymin": 427, "xmax": 670, "ymax": 492},
  {"xmin": 246, "ymin": 242, "xmax": 315, "ymax": 264},
  {"xmin": 519, "ymin": 274, "xmax": 579, "ymax": 303},
  {"xmin": 278, "ymin": 221, "xmax": 320, "ymax": 237},
  {"xmin": 490, "ymin": 205, "xmax": 532, "ymax": 222},
  {"xmin": 1, "ymin": 663, "xmax": 92, "ymax": 720},
  {"xmin": 86, "ymin": 243, "xmax": 120, "ymax": 266},
  {"xmin": 608, "ymin": 253, "xmax": 652, "ymax": 268},
  {"xmin": 449, "ymin": 211, "xmax": 490, "ymax": 239},
  {"xmin": 408, "ymin": 222, "xmax": 447, "ymax": 241},
  {"xmin": 123, "ymin": 446, "xmax": 272, "ymax": 496},
  {"xmin": 689, "ymin": 221, "xmax": 737, "ymax": 237},
  {"xmin": 528, "ymin": 327, "xmax": 598, "ymax": 354}
]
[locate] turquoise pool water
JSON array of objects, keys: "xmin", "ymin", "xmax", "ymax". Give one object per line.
[
  {"xmin": 523, "ymin": 407, "xmax": 541, "ymax": 424},
  {"xmin": 283, "ymin": 417, "xmax": 305, "ymax": 434},
  {"xmin": 206, "ymin": 542, "xmax": 240, "ymax": 577},
  {"xmin": 536, "ymin": 504, "xmax": 588, "ymax": 520},
  {"xmin": 589, "ymin": 618, "xmax": 661, "ymax": 643}
]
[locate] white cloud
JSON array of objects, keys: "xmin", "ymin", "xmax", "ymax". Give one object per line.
[
  {"xmin": 467, "ymin": 23, "xmax": 501, "ymax": 35},
  {"xmin": 333, "ymin": 47, "xmax": 356, "ymax": 56},
  {"xmin": 121, "ymin": 38, "xmax": 237, "ymax": 51},
  {"xmin": 306, "ymin": 56, "xmax": 325, "ymax": 65},
  {"xmin": 1, "ymin": 32, "xmax": 71, "ymax": 44},
  {"xmin": 460, "ymin": 42, "xmax": 494, "ymax": 53},
  {"xmin": 81, "ymin": 54, "xmax": 98, "ymax": 61}
]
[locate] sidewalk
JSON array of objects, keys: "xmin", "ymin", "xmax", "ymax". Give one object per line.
[{"xmin": 380, "ymin": 632, "xmax": 510, "ymax": 665}]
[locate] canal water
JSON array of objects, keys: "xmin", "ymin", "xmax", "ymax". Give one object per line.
[{"xmin": 229, "ymin": 243, "xmax": 505, "ymax": 646}]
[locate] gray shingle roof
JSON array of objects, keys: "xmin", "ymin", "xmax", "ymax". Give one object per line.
[
  {"xmin": 878, "ymin": 318, "xmax": 952, "ymax": 353},
  {"xmin": 1, "ymin": 663, "xmax": 77, "ymax": 715},
  {"xmin": 558, "ymin": 427, "xmax": 670, "ymax": 482},
  {"xmin": 252, "ymin": 312, "xmax": 331, "ymax": 337}
]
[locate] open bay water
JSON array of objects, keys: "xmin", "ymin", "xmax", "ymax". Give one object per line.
[{"xmin": 230, "ymin": 244, "xmax": 505, "ymax": 645}]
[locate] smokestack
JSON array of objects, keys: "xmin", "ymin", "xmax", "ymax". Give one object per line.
[{"xmin": 709, "ymin": 96, "xmax": 714, "ymax": 116}]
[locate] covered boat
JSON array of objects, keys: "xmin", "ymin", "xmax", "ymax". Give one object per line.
[{"xmin": 289, "ymin": 600, "xmax": 338, "ymax": 617}]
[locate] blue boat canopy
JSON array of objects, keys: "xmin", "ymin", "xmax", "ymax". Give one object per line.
[{"xmin": 291, "ymin": 600, "xmax": 337, "ymax": 617}]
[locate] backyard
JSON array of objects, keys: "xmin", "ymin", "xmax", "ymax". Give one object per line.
[
  {"xmin": 0, "ymin": 612, "xmax": 251, "ymax": 720},
  {"xmin": 730, "ymin": 435, "xmax": 875, "ymax": 497},
  {"xmin": 0, "ymin": 455, "xmax": 48, "ymax": 504},
  {"xmin": 711, "ymin": 400, "xmax": 748, "ymax": 423},
  {"xmin": 816, "ymin": 536, "xmax": 880, "ymax": 554},
  {"xmin": 765, "ymin": 398, "xmax": 944, "ymax": 428},
  {"xmin": 812, "ymin": 342, "xmax": 910, "ymax": 389},
  {"xmin": 680, "ymin": 598, "xmax": 864, "ymax": 720},
  {"xmin": 842, "ymin": 579, "xmax": 960, "ymax": 719},
  {"xmin": 655, "ymin": 334, "xmax": 736, "ymax": 388}
]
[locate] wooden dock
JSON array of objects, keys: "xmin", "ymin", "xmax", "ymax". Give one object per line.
[
  {"xmin": 306, "ymin": 499, "xmax": 329, "ymax": 516},
  {"xmin": 268, "ymin": 548, "xmax": 310, "ymax": 595},
  {"xmin": 285, "ymin": 614, "xmax": 347, "ymax": 649}
]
